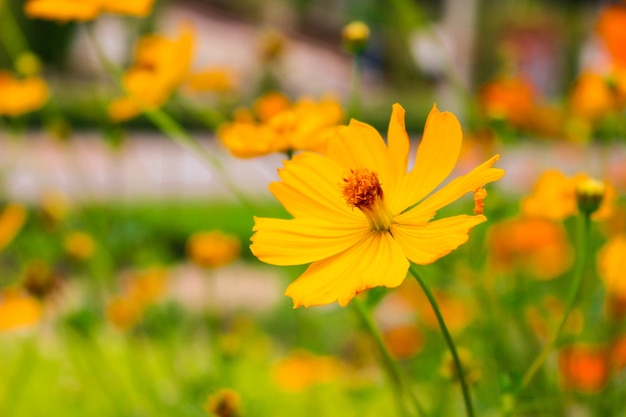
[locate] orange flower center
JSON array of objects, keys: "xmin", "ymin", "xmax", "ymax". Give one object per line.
[{"xmin": 341, "ymin": 168, "xmax": 394, "ymax": 231}]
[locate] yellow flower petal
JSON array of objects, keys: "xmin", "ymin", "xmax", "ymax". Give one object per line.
[
  {"xmin": 270, "ymin": 153, "xmax": 362, "ymax": 221},
  {"xmin": 25, "ymin": 0, "xmax": 101, "ymax": 21},
  {"xmin": 391, "ymin": 215, "xmax": 486, "ymax": 265},
  {"xmin": 327, "ymin": 120, "xmax": 396, "ymax": 194},
  {"xmin": 285, "ymin": 232, "xmax": 408, "ymax": 307},
  {"xmin": 406, "ymin": 155, "xmax": 504, "ymax": 221},
  {"xmin": 250, "ymin": 217, "xmax": 370, "ymax": 266},
  {"xmin": 387, "ymin": 103, "xmax": 410, "ymax": 176},
  {"xmin": 395, "ymin": 104, "xmax": 463, "ymax": 212}
]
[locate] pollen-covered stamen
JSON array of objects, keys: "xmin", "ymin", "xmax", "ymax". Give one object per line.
[{"xmin": 341, "ymin": 168, "xmax": 394, "ymax": 231}]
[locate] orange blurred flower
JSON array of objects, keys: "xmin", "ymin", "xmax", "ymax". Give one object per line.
[
  {"xmin": 478, "ymin": 75, "xmax": 536, "ymax": 128},
  {"xmin": 521, "ymin": 170, "xmax": 615, "ymax": 221},
  {"xmin": 488, "ymin": 217, "xmax": 573, "ymax": 280},
  {"xmin": 596, "ymin": 4, "xmax": 626, "ymax": 69},
  {"xmin": 568, "ymin": 71, "xmax": 617, "ymax": 122},
  {"xmin": 383, "ymin": 323, "xmax": 424, "ymax": 360},
  {"xmin": 558, "ymin": 344, "xmax": 609, "ymax": 393},
  {"xmin": 0, "ymin": 203, "xmax": 27, "ymax": 252},
  {"xmin": 0, "ymin": 289, "xmax": 42, "ymax": 332},
  {"xmin": 187, "ymin": 231, "xmax": 241, "ymax": 268},
  {"xmin": 272, "ymin": 350, "xmax": 344, "ymax": 392},
  {"xmin": 525, "ymin": 296, "xmax": 584, "ymax": 341},
  {"xmin": 109, "ymin": 24, "xmax": 195, "ymax": 121},
  {"xmin": 218, "ymin": 92, "xmax": 344, "ymax": 158},
  {"xmin": 25, "ymin": 0, "xmax": 155, "ymax": 21},
  {"xmin": 0, "ymin": 72, "xmax": 48, "ymax": 116}
]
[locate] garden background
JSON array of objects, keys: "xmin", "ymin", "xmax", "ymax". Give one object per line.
[{"xmin": 1, "ymin": 0, "xmax": 625, "ymax": 416}]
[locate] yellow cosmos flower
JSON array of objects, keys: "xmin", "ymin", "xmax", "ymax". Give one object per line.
[
  {"xmin": 63, "ymin": 231, "xmax": 96, "ymax": 260},
  {"xmin": 108, "ymin": 24, "xmax": 194, "ymax": 121},
  {"xmin": 25, "ymin": 0, "xmax": 155, "ymax": 21},
  {"xmin": 251, "ymin": 104, "xmax": 505, "ymax": 307},
  {"xmin": 521, "ymin": 170, "xmax": 615, "ymax": 221},
  {"xmin": 218, "ymin": 93, "xmax": 344, "ymax": 158},
  {"xmin": 0, "ymin": 72, "xmax": 48, "ymax": 117},
  {"xmin": 0, "ymin": 203, "xmax": 27, "ymax": 251}
]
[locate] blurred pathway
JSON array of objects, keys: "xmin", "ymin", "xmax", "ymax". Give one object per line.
[{"xmin": 1, "ymin": 132, "xmax": 624, "ymax": 204}]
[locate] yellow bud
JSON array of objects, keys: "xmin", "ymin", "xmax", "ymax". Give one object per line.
[
  {"xmin": 576, "ymin": 178, "xmax": 605, "ymax": 216},
  {"xmin": 342, "ymin": 21, "xmax": 370, "ymax": 55}
]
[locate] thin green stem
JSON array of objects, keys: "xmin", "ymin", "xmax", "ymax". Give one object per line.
[
  {"xmin": 348, "ymin": 55, "xmax": 362, "ymax": 120},
  {"xmin": 352, "ymin": 298, "xmax": 426, "ymax": 417},
  {"xmin": 0, "ymin": 4, "xmax": 30, "ymax": 62},
  {"xmin": 519, "ymin": 213, "xmax": 591, "ymax": 391},
  {"xmin": 409, "ymin": 264, "xmax": 475, "ymax": 417},
  {"xmin": 84, "ymin": 25, "xmax": 258, "ymax": 211}
]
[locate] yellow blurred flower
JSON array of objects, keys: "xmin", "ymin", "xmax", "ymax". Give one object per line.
[
  {"xmin": 204, "ymin": 389, "xmax": 242, "ymax": 417},
  {"xmin": 106, "ymin": 295, "xmax": 143, "ymax": 330},
  {"xmin": 39, "ymin": 190, "xmax": 71, "ymax": 228},
  {"xmin": 521, "ymin": 170, "xmax": 615, "ymax": 221},
  {"xmin": 0, "ymin": 203, "xmax": 27, "ymax": 252},
  {"xmin": 25, "ymin": 0, "xmax": 155, "ymax": 21},
  {"xmin": 598, "ymin": 235, "xmax": 626, "ymax": 319},
  {"xmin": 21, "ymin": 260, "xmax": 60, "ymax": 299},
  {"xmin": 106, "ymin": 267, "xmax": 167, "ymax": 329},
  {"xmin": 478, "ymin": 75, "xmax": 536, "ymax": 128},
  {"xmin": 488, "ymin": 217, "xmax": 573, "ymax": 280},
  {"xmin": 272, "ymin": 350, "xmax": 344, "ymax": 392},
  {"xmin": 63, "ymin": 231, "xmax": 96, "ymax": 260},
  {"xmin": 187, "ymin": 231, "xmax": 241, "ymax": 268},
  {"xmin": 342, "ymin": 21, "xmax": 370, "ymax": 55},
  {"xmin": 251, "ymin": 104, "xmax": 504, "ymax": 307},
  {"xmin": 109, "ymin": 23, "xmax": 195, "ymax": 121},
  {"xmin": 218, "ymin": 93, "xmax": 344, "ymax": 158},
  {"xmin": 439, "ymin": 347, "xmax": 481, "ymax": 385},
  {"xmin": 558, "ymin": 344, "xmax": 609, "ymax": 393},
  {"xmin": 0, "ymin": 289, "xmax": 42, "ymax": 332},
  {"xmin": 526, "ymin": 296, "xmax": 584, "ymax": 341},
  {"xmin": 186, "ymin": 67, "xmax": 237, "ymax": 94},
  {"xmin": 0, "ymin": 72, "xmax": 48, "ymax": 116}
]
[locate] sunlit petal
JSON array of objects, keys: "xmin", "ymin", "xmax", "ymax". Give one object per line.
[
  {"xmin": 251, "ymin": 217, "xmax": 369, "ymax": 266},
  {"xmin": 285, "ymin": 232, "xmax": 409, "ymax": 307},
  {"xmin": 327, "ymin": 121, "xmax": 396, "ymax": 195},
  {"xmin": 270, "ymin": 153, "xmax": 363, "ymax": 221},
  {"xmin": 387, "ymin": 103, "xmax": 410, "ymax": 176},
  {"xmin": 404, "ymin": 155, "xmax": 504, "ymax": 221},
  {"xmin": 394, "ymin": 105, "xmax": 463, "ymax": 213},
  {"xmin": 391, "ymin": 215, "xmax": 486, "ymax": 265}
]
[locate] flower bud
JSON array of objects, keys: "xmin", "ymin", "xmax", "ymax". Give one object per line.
[
  {"xmin": 342, "ymin": 21, "xmax": 370, "ymax": 55},
  {"xmin": 576, "ymin": 178, "xmax": 605, "ymax": 216}
]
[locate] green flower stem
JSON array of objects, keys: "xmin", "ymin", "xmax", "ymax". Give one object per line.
[
  {"xmin": 409, "ymin": 264, "xmax": 475, "ymax": 417},
  {"xmin": 0, "ymin": 4, "xmax": 30, "ymax": 62},
  {"xmin": 84, "ymin": 25, "xmax": 257, "ymax": 211},
  {"xmin": 352, "ymin": 298, "xmax": 426, "ymax": 417},
  {"xmin": 519, "ymin": 213, "xmax": 591, "ymax": 391},
  {"xmin": 348, "ymin": 55, "xmax": 363, "ymax": 120}
]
